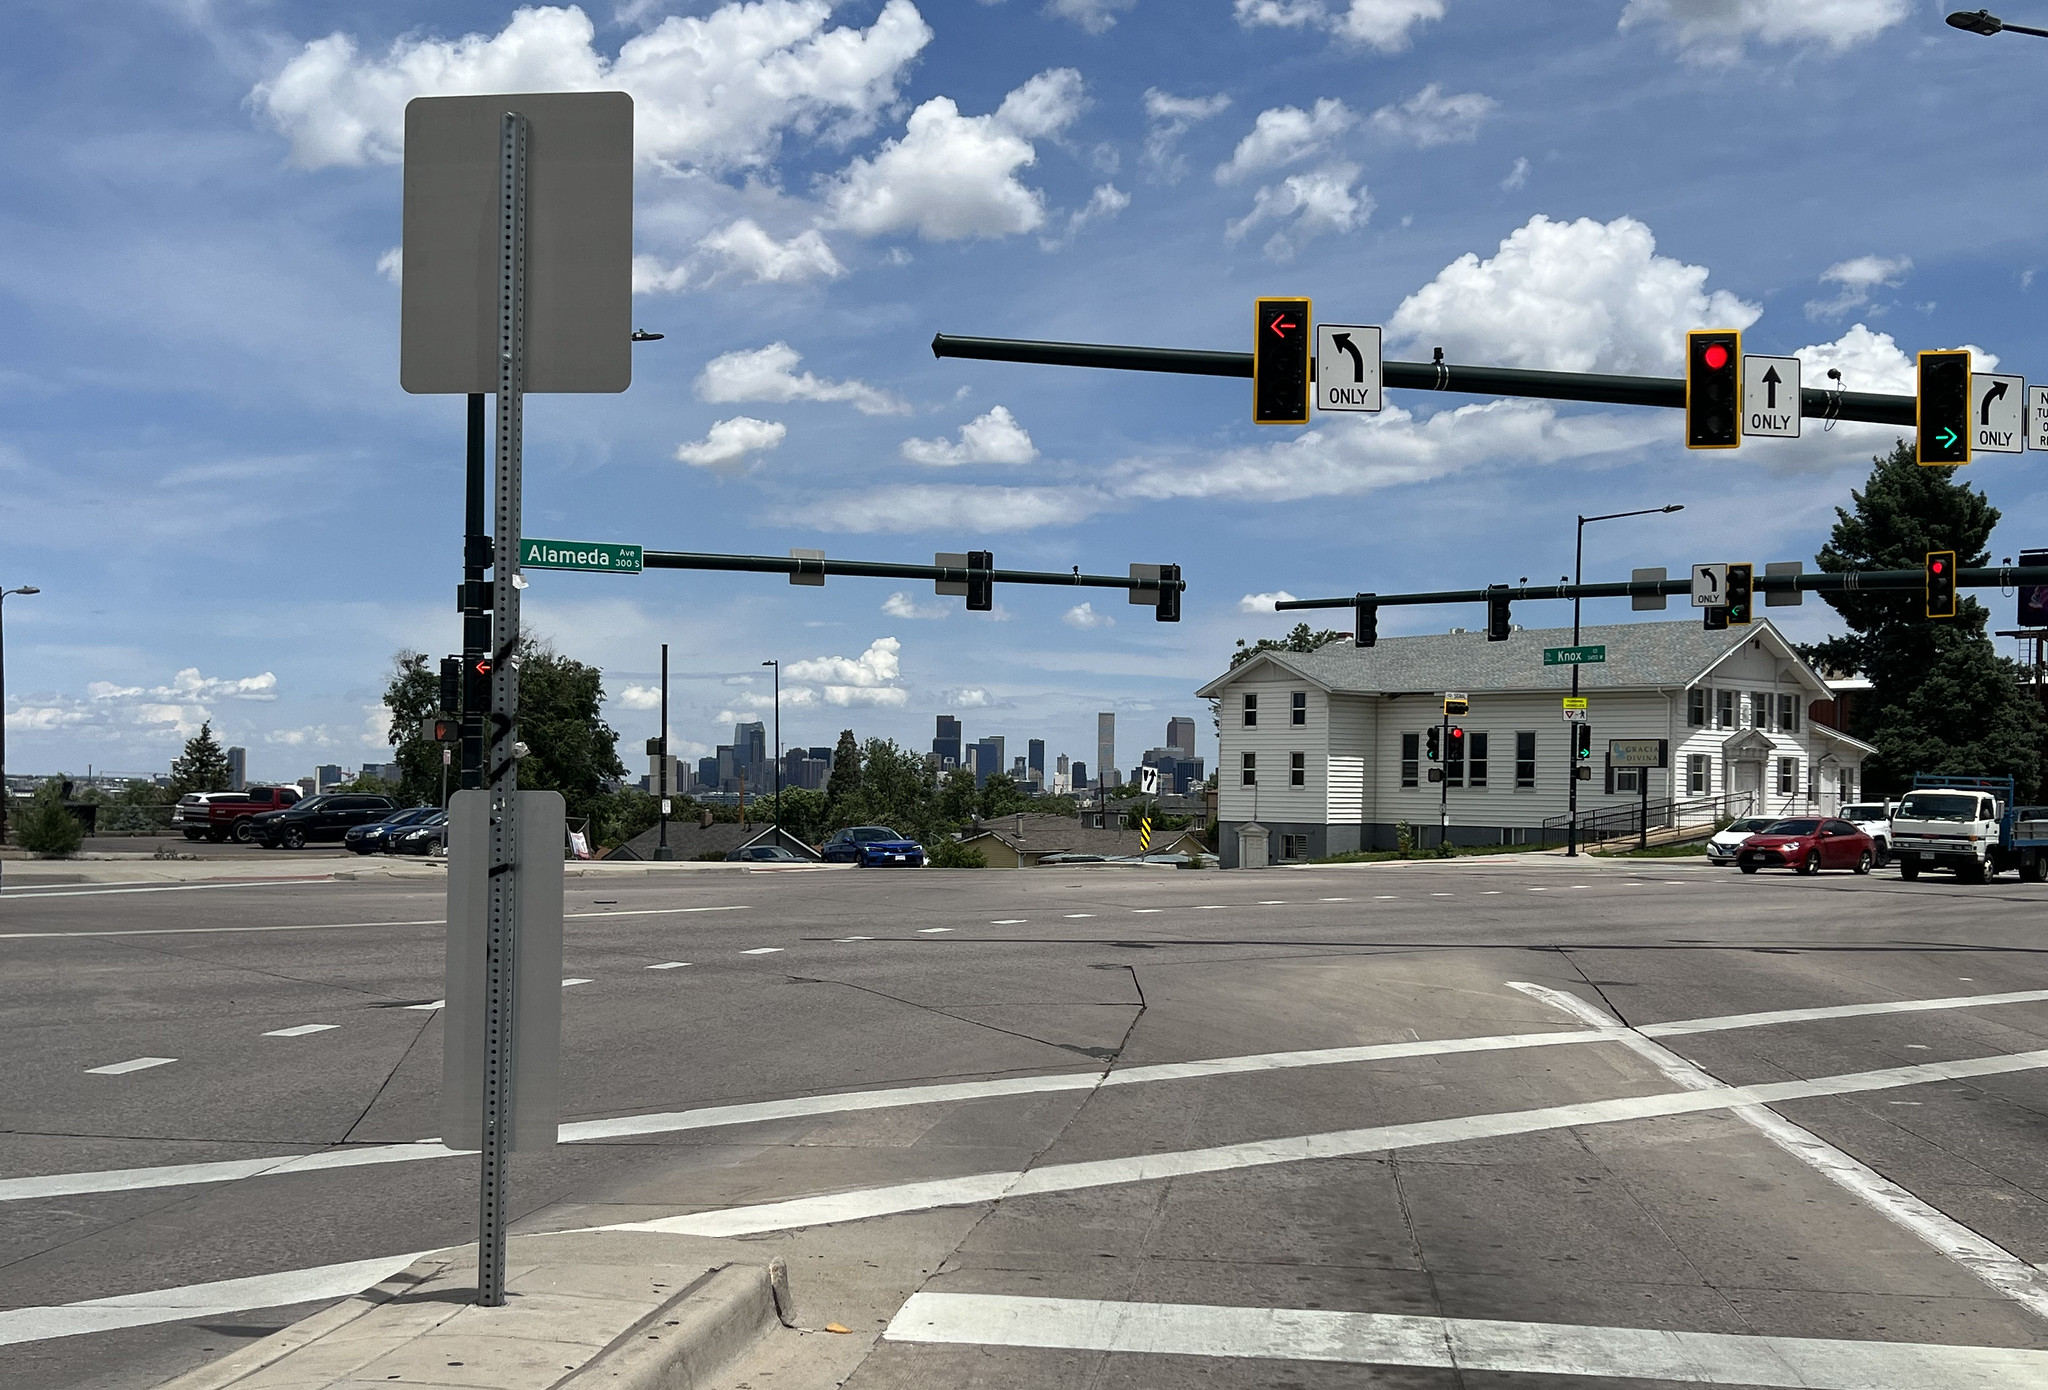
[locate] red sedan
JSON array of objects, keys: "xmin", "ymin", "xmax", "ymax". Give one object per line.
[{"xmin": 1736, "ymin": 817, "xmax": 1876, "ymax": 876}]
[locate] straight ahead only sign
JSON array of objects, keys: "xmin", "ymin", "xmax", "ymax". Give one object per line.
[{"xmin": 1743, "ymin": 355, "xmax": 1799, "ymax": 439}]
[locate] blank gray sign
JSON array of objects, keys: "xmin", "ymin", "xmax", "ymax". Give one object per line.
[{"xmin": 401, "ymin": 91, "xmax": 632, "ymax": 395}]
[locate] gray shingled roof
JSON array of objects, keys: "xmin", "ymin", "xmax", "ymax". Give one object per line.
[{"xmin": 1199, "ymin": 618, "xmax": 1788, "ymax": 697}]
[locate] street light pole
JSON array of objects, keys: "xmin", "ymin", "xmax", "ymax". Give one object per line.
[
  {"xmin": 1948, "ymin": 10, "xmax": 2048, "ymax": 38},
  {"xmin": 1566, "ymin": 506, "xmax": 1682, "ymax": 857},
  {"xmin": 762, "ymin": 660, "xmax": 781, "ymax": 841},
  {"xmin": 0, "ymin": 585, "xmax": 42, "ymax": 878},
  {"xmin": 655, "ymin": 642, "xmax": 671, "ymax": 861}
]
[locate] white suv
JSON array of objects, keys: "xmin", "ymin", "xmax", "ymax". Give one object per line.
[{"xmin": 1839, "ymin": 802, "xmax": 1895, "ymax": 867}]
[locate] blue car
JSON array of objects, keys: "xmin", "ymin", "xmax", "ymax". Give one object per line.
[
  {"xmin": 821, "ymin": 825, "xmax": 925, "ymax": 867},
  {"xmin": 344, "ymin": 806, "xmax": 439, "ymax": 855}
]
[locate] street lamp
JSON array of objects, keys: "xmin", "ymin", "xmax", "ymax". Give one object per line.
[
  {"xmin": 1565, "ymin": 507, "xmax": 1683, "ymax": 857},
  {"xmin": 1948, "ymin": 10, "xmax": 2048, "ymax": 37},
  {"xmin": 0, "ymin": 585, "xmax": 43, "ymax": 869},
  {"xmin": 761, "ymin": 660, "xmax": 781, "ymax": 842},
  {"xmin": 654, "ymin": 642, "xmax": 672, "ymax": 861}
]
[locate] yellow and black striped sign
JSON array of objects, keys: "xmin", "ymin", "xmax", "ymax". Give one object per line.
[{"xmin": 1139, "ymin": 815, "xmax": 1153, "ymax": 852}]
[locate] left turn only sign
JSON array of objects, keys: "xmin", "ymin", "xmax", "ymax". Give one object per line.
[{"xmin": 1316, "ymin": 324, "xmax": 1382, "ymax": 413}]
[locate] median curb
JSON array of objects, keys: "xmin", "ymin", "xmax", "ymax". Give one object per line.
[{"xmin": 152, "ymin": 1243, "xmax": 783, "ymax": 1390}]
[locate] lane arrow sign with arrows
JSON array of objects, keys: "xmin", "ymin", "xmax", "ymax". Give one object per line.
[
  {"xmin": 1315, "ymin": 323, "xmax": 1382, "ymax": 413},
  {"xmin": 1742, "ymin": 354, "xmax": 1800, "ymax": 439}
]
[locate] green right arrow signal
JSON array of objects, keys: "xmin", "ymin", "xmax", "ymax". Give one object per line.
[{"xmin": 1937, "ymin": 426, "xmax": 1960, "ymax": 449}]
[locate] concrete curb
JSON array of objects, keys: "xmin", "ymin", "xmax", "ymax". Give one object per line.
[{"xmin": 560, "ymin": 1262, "xmax": 778, "ymax": 1389}]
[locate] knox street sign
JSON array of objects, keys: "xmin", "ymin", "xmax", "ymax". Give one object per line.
[{"xmin": 1543, "ymin": 645, "xmax": 1606, "ymax": 666}]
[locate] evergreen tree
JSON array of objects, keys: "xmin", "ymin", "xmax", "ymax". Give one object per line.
[
  {"xmin": 169, "ymin": 722, "xmax": 231, "ymax": 794},
  {"xmin": 1801, "ymin": 439, "xmax": 2046, "ymax": 797},
  {"xmin": 824, "ymin": 729, "xmax": 861, "ymax": 813},
  {"xmin": 1230, "ymin": 622, "xmax": 1350, "ymax": 670},
  {"xmin": 17, "ymin": 777, "xmax": 82, "ymax": 856}
]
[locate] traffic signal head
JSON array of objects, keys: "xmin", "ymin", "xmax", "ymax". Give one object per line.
[
  {"xmin": 1725, "ymin": 562, "xmax": 1754, "ymax": 626},
  {"xmin": 1253, "ymin": 297, "xmax": 1311, "ymax": 425},
  {"xmin": 1426, "ymin": 727, "xmax": 1441, "ymax": 761},
  {"xmin": 1486, "ymin": 584, "xmax": 1511, "ymax": 642},
  {"xmin": 1686, "ymin": 329, "xmax": 1742, "ymax": 449},
  {"xmin": 966, "ymin": 551, "xmax": 993, "ymax": 611},
  {"xmin": 1926, "ymin": 549, "xmax": 1958, "ymax": 618},
  {"xmin": 439, "ymin": 656, "xmax": 462, "ymax": 715},
  {"xmin": 1917, "ymin": 349, "xmax": 1971, "ymax": 465},
  {"xmin": 1703, "ymin": 602, "xmax": 1729, "ymax": 631},
  {"xmin": 1353, "ymin": 594, "xmax": 1378, "ymax": 648},
  {"xmin": 1574, "ymin": 723, "xmax": 1593, "ymax": 762},
  {"xmin": 1155, "ymin": 564, "xmax": 1181, "ymax": 623},
  {"xmin": 463, "ymin": 656, "xmax": 492, "ymax": 713},
  {"xmin": 1447, "ymin": 725, "xmax": 1465, "ymax": 755},
  {"xmin": 1444, "ymin": 694, "xmax": 1469, "ymax": 717}
]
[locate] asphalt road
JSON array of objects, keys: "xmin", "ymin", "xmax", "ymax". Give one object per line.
[{"xmin": 7, "ymin": 854, "xmax": 2048, "ymax": 1388}]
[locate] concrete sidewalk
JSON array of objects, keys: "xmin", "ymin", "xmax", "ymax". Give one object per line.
[{"xmin": 156, "ymin": 1234, "xmax": 792, "ymax": 1390}]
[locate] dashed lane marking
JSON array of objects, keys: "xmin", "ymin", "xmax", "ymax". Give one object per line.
[
  {"xmin": 1373, "ymin": 895, "xmax": 1397, "ymax": 900},
  {"xmin": 402, "ymin": 1000, "xmax": 445, "ymax": 1011},
  {"xmin": 740, "ymin": 947, "xmax": 784, "ymax": 955},
  {"xmin": 261, "ymin": 1024, "xmax": 337, "ymax": 1038},
  {"xmin": 645, "ymin": 962, "xmax": 690, "ymax": 970},
  {"xmin": 1130, "ymin": 909, "xmax": 1163, "ymax": 914},
  {"xmin": 990, "ymin": 919, "xmax": 1027, "ymax": 924},
  {"xmin": 1257, "ymin": 900, "xmax": 1287, "ymax": 905},
  {"xmin": 917, "ymin": 928, "xmax": 953, "ymax": 934},
  {"xmin": 1062, "ymin": 913, "xmax": 1096, "ymax": 918},
  {"xmin": 834, "ymin": 936, "xmax": 873, "ymax": 942},
  {"xmin": 1319, "ymin": 897, "xmax": 1349, "ymax": 902},
  {"xmin": 562, "ymin": 978, "xmax": 594, "ymax": 987},
  {"xmin": 883, "ymin": 1293, "xmax": 2048, "ymax": 1388},
  {"xmin": 84, "ymin": 1058, "xmax": 175, "ymax": 1076}
]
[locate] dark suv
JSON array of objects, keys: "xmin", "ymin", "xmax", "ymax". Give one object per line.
[{"xmin": 251, "ymin": 794, "xmax": 398, "ymax": 849}]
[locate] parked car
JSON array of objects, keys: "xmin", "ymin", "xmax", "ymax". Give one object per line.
[
  {"xmin": 389, "ymin": 811, "xmax": 448, "ymax": 856},
  {"xmin": 205, "ymin": 786, "xmax": 303, "ymax": 843},
  {"xmin": 1736, "ymin": 817, "xmax": 1875, "ymax": 876},
  {"xmin": 343, "ymin": 806, "xmax": 440, "ymax": 855},
  {"xmin": 820, "ymin": 825, "xmax": 925, "ymax": 867},
  {"xmin": 725, "ymin": 844, "xmax": 808, "ymax": 863},
  {"xmin": 1705, "ymin": 817, "xmax": 1781, "ymax": 866},
  {"xmin": 251, "ymin": 793, "xmax": 398, "ymax": 849},
  {"xmin": 1838, "ymin": 802, "xmax": 1896, "ymax": 867},
  {"xmin": 173, "ymin": 791, "xmax": 245, "ymax": 840}
]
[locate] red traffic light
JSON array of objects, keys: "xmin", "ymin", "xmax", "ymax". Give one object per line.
[
  {"xmin": 1701, "ymin": 343, "xmax": 1729, "ymax": 371},
  {"xmin": 473, "ymin": 659, "xmax": 492, "ymax": 675},
  {"xmin": 1931, "ymin": 559, "xmax": 1945, "ymax": 574}
]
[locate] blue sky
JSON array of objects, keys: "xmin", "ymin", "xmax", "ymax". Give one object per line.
[{"xmin": 6, "ymin": 0, "xmax": 2047, "ymax": 784}]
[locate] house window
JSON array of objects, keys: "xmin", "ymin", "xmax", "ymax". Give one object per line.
[
  {"xmin": 1687, "ymin": 688, "xmax": 1706, "ymax": 727},
  {"xmin": 1777, "ymin": 757, "xmax": 1797, "ymax": 796},
  {"xmin": 1716, "ymin": 689, "xmax": 1734, "ymax": 729},
  {"xmin": 1281, "ymin": 833, "xmax": 1310, "ymax": 860},
  {"xmin": 1688, "ymin": 754, "xmax": 1709, "ymax": 795},
  {"xmin": 1290, "ymin": 752, "xmax": 1306, "ymax": 787},
  {"xmin": 1514, "ymin": 732, "xmax": 1536, "ymax": 788},
  {"xmin": 1779, "ymin": 693, "xmax": 1800, "ymax": 733},
  {"xmin": 1291, "ymin": 692, "xmax": 1307, "ymax": 726},
  {"xmin": 1242, "ymin": 693, "xmax": 1258, "ymax": 727},
  {"xmin": 1468, "ymin": 732, "xmax": 1489, "ymax": 788},
  {"xmin": 1752, "ymin": 691, "xmax": 1774, "ymax": 730},
  {"xmin": 1614, "ymin": 767, "xmax": 1641, "ymax": 793},
  {"xmin": 1241, "ymin": 752, "xmax": 1256, "ymax": 786},
  {"xmin": 1400, "ymin": 733, "xmax": 1419, "ymax": 788}
]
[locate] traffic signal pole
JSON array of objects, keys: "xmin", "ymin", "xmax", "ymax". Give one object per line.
[
  {"xmin": 931, "ymin": 334, "xmax": 1921, "ymax": 427},
  {"xmin": 1272, "ymin": 565, "xmax": 2048, "ymax": 613},
  {"xmin": 640, "ymin": 549, "xmax": 1187, "ymax": 602}
]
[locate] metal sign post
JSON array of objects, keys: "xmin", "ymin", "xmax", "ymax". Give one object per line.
[{"xmin": 478, "ymin": 109, "xmax": 528, "ymax": 1309}]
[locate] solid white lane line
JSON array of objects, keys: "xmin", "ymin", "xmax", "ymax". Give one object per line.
[
  {"xmin": 883, "ymin": 1293, "xmax": 2048, "ymax": 1388},
  {"xmin": 1514, "ymin": 982, "xmax": 2048, "ymax": 1323},
  {"xmin": 0, "ymin": 1251, "xmax": 434, "ymax": 1349},
  {"xmin": 0, "ymin": 880, "xmax": 332, "ymax": 902},
  {"xmin": 740, "ymin": 947, "xmax": 783, "ymax": 955},
  {"xmin": 645, "ymin": 961, "xmax": 690, "ymax": 970},
  {"xmin": 593, "ymin": 1048, "xmax": 2048, "ymax": 1240},
  {"xmin": 0, "ymin": 903, "xmax": 750, "ymax": 942},
  {"xmin": 84, "ymin": 1058, "xmax": 175, "ymax": 1076},
  {"xmin": 261, "ymin": 1024, "xmax": 337, "ymax": 1038},
  {"xmin": 561, "ymin": 978, "xmax": 594, "ymax": 987},
  {"xmin": 1643, "ymin": 987, "xmax": 2048, "ymax": 1037}
]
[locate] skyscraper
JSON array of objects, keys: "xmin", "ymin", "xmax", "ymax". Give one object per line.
[
  {"xmin": 933, "ymin": 714, "xmax": 962, "ymax": 768},
  {"xmin": 734, "ymin": 722, "xmax": 767, "ymax": 777},
  {"xmin": 226, "ymin": 746, "xmax": 247, "ymax": 792},
  {"xmin": 1166, "ymin": 717, "xmax": 1196, "ymax": 758},
  {"xmin": 1028, "ymin": 738, "xmax": 1045, "ymax": 779},
  {"xmin": 1096, "ymin": 713, "xmax": 1115, "ymax": 793}
]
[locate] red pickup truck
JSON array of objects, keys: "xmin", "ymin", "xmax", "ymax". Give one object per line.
[{"xmin": 202, "ymin": 786, "xmax": 303, "ymax": 843}]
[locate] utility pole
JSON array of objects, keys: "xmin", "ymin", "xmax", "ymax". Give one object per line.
[
  {"xmin": 1439, "ymin": 706, "xmax": 1451, "ymax": 852},
  {"xmin": 655, "ymin": 642, "xmax": 670, "ymax": 860},
  {"xmin": 763, "ymin": 659, "xmax": 781, "ymax": 842}
]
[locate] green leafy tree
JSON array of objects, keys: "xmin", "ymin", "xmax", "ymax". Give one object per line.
[
  {"xmin": 771, "ymin": 786, "xmax": 831, "ymax": 845},
  {"xmin": 1229, "ymin": 622, "xmax": 1350, "ymax": 670},
  {"xmin": 169, "ymin": 722, "xmax": 231, "ymax": 794},
  {"xmin": 17, "ymin": 777, "xmax": 82, "ymax": 856},
  {"xmin": 824, "ymin": 729, "xmax": 862, "ymax": 814},
  {"xmin": 514, "ymin": 638, "xmax": 628, "ymax": 825},
  {"xmin": 934, "ymin": 767, "xmax": 979, "ymax": 829},
  {"xmin": 851, "ymin": 738, "xmax": 937, "ymax": 837},
  {"xmin": 927, "ymin": 837, "xmax": 988, "ymax": 868},
  {"xmin": 1800, "ymin": 440, "xmax": 2046, "ymax": 797},
  {"xmin": 588, "ymin": 787, "xmax": 661, "ymax": 850},
  {"xmin": 380, "ymin": 651, "xmax": 444, "ymax": 807},
  {"xmin": 977, "ymin": 771, "xmax": 1028, "ymax": 818}
]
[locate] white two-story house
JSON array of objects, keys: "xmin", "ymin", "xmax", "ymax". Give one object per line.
[{"xmin": 1197, "ymin": 618, "xmax": 1876, "ymax": 867}]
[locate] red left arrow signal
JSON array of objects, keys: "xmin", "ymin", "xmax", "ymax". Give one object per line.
[{"xmin": 1268, "ymin": 314, "xmax": 1297, "ymax": 337}]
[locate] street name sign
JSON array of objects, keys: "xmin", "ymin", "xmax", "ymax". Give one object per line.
[
  {"xmin": 1692, "ymin": 563, "xmax": 1727, "ymax": 607},
  {"xmin": 1609, "ymin": 739, "xmax": 1668, "ymax": 769},
  {"xmin": 2031, "ymin": 386, "xmax": 2048, "ymax": 452},
  {"xmin": 1972, "ymin": 373, "xmax": 2025, "ymax": 454},
  {"xmin": 1742, "ymin": 355, "xmax": 1800, "ymax": 438},
  {"xmin": 1315, "ymin": 323, "xmax": 1382, "ymax": 413},
  {"xmin": 519, "ymin": 538, "xmax": 643, "ymax": 573},
  {"xmin": 1543, "ymin": 645, "xmax": 1606, "ymax": 666}
]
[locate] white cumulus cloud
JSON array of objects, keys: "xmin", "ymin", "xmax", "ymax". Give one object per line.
[
  {"xmin": 1064, "ymin": 602, "xmax": 1115, "ymax": 628},
  {"xmin": 696, "ymin": 342, "xmax": 909, "ymax": 415},
  {"xmin": 944, "ymin": 687, "xmax": 994, "ymax": 708},
  {"xmin": 1805, "ymin": 254, "xmax": 1911, "ymax": 321},
  {"xmin": 901, "ymin": 405, "xmax": 1038, "ymax": 466},
  {"xmin": 1369, "ymin": 84, "xmax": 1496, "ymax": 147},
  {"xmin": 787, "ymin": 636, "xmax": 901, "ymax": 688},
  {"xmin": 1234, "ymin": 0, "xmax": 1445, "ymax": 51},
  {"xmin": 1620, "ymin": 0, "xmax": 1909, "ymax": 64},
  {"xmin": 1386, "ymin": 214, "xmax": 1760, "ymax": 375},
  {"xmin": 251, "ymin": 0, "xmax": 933, "ymax": 171},
  {"xmin": 1143, "ymin": 89, "xmax": 1230, "ymax": 182},
  {"xmin": 1045, "ymin": 0, "xmax": 1136, "ymax": 32},
  {"xmin": 1216, "ymin": 99, "xmax": 1355, "ymax": 184},
  {"xmin": 617, "ymin": 685, "xmax": 663, "ymax": 710},
  {"xmin": 784, "ymin": 484, "xmax": 1092, "ymax": 534},
  {"xmin": 882, "ymin": 591, "xmax": 950, "ymax": 619},
  {"xmin": 1239, "ymin": 591, "xmax": 1299, "ymax": 612},
  {"xmin": 1226, "ymin": 162, "xmax": 1369, "ymax": 260},
  {"xmin": 675, "ymin": 415, "xmax": 787, "ymax": 469},
  {"xmin": 688, "ymin": 220, "xmax": 845, "ymax": 288}
]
